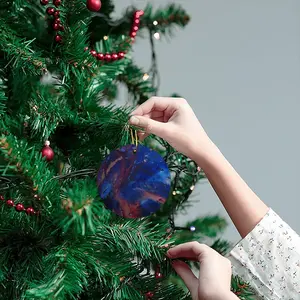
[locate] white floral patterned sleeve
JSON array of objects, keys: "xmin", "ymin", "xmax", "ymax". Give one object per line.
[{"xmin": 228, "ymin": 209, "xmax": 300, "ymax": 300}]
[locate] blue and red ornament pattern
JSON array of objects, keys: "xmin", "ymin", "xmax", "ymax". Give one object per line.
[{"xmin": 97, "ymin": 144, "xmax": 171, "ymax": 218}]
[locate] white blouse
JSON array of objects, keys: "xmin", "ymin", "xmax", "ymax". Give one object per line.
[{"xmin": 229, "ymin": 209, "xmax": 300, "ymax": 299}]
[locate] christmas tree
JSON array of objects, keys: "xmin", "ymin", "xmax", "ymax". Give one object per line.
[{"xmin": 0, "ymin": 0, "xmax": 254, "ymax": 299}]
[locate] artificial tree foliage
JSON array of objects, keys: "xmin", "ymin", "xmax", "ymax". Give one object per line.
[{"xmin": 0, "ymin": 1, "xmax": 254, "ymax": 299}]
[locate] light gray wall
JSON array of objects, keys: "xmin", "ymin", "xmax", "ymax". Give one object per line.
[{"xmin": 114, "ymin": 0, "xmax": 300, "ymax": 241}]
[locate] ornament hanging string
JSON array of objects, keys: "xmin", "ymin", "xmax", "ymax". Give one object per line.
[{"xmin": 130, "ymin": 128, "xmax": 138, "ymax": 147}]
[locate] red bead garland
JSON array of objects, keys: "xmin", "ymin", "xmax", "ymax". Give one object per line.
[
  {"xmin": 0, "ymin": 195, "xmax": 38, "ymax": 216},
  {"xmin": 15, "ymin": 203, "xmax": 25, "ymax": 212},
  {"xmin": 86, "ymin": 10, "xmax": 144, "ymax": 63},
  {"xmin": 40, "ymin": 0, "xmax": 64, "ymax": 43},
  {"xmin": 46, "ymin": 7, "xmax": 55, "ymax": 15},
  {"xmin": 6, "ymin": 199, "xmax": 14, "ymax": 207}
]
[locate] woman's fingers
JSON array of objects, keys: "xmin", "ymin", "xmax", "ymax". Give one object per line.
[
  {"xmin": 131, "ymin": 97, "xmax": 172, "ymax": 116},
  {"xmin": 172, "ymin": 260, "xmax": 198, "ymax": 293},
  {"xmin": 129, "ymin": 115, "xmax": 166, "ymax": 137},
  {"xmin": 167, "ymin": 242, "xmax": 210, "ymax": 261}
]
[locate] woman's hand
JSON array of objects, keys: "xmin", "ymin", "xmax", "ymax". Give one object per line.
[
  {"xmin": 167, "ymin": 242, "xmax": 238, "ymax": 300},
  {"xmin": 129, "ymin": 97, "xmax": 217, "ymax": 164},
  {"xmin": 130, "ymin": 97, "xmax": 268, "ymax": 238}
]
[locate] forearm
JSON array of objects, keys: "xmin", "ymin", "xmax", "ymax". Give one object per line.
[{"xmin": 195, "ymin": 144, "xmax": 268, "ymax": 238}]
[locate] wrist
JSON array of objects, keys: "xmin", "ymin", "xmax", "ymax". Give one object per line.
[{"xmin": 192, "ymin": 140, "xmax": 225, "ymax": 171}]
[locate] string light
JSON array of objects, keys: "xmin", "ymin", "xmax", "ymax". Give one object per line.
[
  {"xmin": 153, "ymin": 20, "xmax": 158, "ymax": 26},
  {"xmin": 172, "ymin": 191, "xmax": 176, "ymax": 196},
  {"xmin": 153, "ymin": 32, "xmax": 160, "ymax": 40},
  {"xmin": 103, "ymin": 35, "xmax": 109, "ymax": 40},
  {"xmin": 190, "ymin": 185, "xmax": 195, "ymax": 191},
  {"xmin": 142, "ymin": 73, "xmax": 149, "ymax": 81},
  {"xmin": 190, "ymin": 226, "xmax": 196, "ymax": 232}
]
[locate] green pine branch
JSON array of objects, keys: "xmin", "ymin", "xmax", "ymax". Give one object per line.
[
  {"xmin": 0, "ymin": 76, "xmax": 7, "ymax": 116},
  {"xmin": 211, "ymin": 239, "xmax": 232, "ymax": 256},
  {"xmin": 95, "ymin": 219, "xmax": 170, "ymax": 261},
  {"xmin": 0, "ymin": 134, "xmax": 59, "ymax": 205},
  {"xmin": 0, "ymin": 20, "xmax": 47, "ymax": 75},
  {"xmin": 59, "ymin": 178, "xmax": 110, "ymax": 236},
  {"xmin": 231, "ymin": 276, "xmax": 256, "ymax": 300},
  {"xmin": 141, "ymin": 3, "xmax": 191, "ymax": 36}
]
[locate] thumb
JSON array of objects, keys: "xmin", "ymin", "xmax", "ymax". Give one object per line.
[{"xmin": 129, "ymin": 116, "xmax": 165, "ymax": 137}]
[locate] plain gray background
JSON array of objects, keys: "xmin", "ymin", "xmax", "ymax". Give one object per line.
[{"xmin": 114, "ymin": 0, "xmax": 300, "ymax": 241}]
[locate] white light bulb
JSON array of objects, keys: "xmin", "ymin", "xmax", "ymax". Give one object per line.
[
  {"xmin": 142, "ymin": 73, "xmax": 149, "ymax": 81},
  {"xmin": 153, "ymin": 32, "xmax": 160, "ymax": 40},
  {"xmin": 190, "ymin": 226, "xmax": 196, "ymax": 232},
  {"xmin": 153, "ymin": 20, "xmax": 158, "ymax": 26}
]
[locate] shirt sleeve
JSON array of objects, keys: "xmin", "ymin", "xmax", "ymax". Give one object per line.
[{"xmin": 228, "ymin": 209, "xmax": 300, "ymax": 300}]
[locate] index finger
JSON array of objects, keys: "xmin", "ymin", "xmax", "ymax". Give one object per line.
[
  {"xmin": 131, "ymin": 97, "xmax": 172, "ymax": 116},
  {"xmin": 167, "ymin": 242, "xmax": 209, "ymax": 260}
]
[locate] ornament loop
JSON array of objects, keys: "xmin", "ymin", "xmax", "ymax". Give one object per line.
[{"xmin": 130, "ymin": 128, "xmax": 138, "ymax": 148}]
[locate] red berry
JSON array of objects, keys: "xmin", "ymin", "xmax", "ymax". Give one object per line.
[
  {"xmin": 132, "ymin": 25, "xmax": 139, "ymax": 32},
  {"xmin": 134, "ymin": 10, "xmax": 144, "ymax": 19},
  {"xmin": 146, "ymin": 291, "xmax": 154, "ymax": 298},
  {"xmin": 0, "ymin": 195, "xmax": 4, "ymax": 201},
  {"xmin": 155, "ymin": 272, "xmax": 163, "ymax": 279},
  {"xmin": 15, "ymin": 203, "xmax": 25, "ymax": 212},
  {"xmin": 52, "ymin": 23, "xmax": 60, "ymax": 31},
  {"xmin": 54, "ymin": 35, "xmax": 62, "ymax": 43},
  {"xmin": 90, "ymin": 50, "xmax": 97, "ymax": 57},
  {"xmin": 54, "ymin": 18, "xmax": 61, "ymax": 23},
  {"xmin": 59, "ymin": 25, "xmax": 64, "ymax": 31},
  {"xmin": 104, "ymin": 54, "xmax": 111, "ymax": 61},
  {"xmin": 40, "ymin": 0, "xmax": 49, "ymax": 5},
  {"xmin": 84, "ymin": 47, "xmax": 89, "ymax": 51},
  {"xmin": 86, "ymin": 0, "xmax": 102, "ymax": 12},
  {"xmin": 42, "ymin": 145, "xmax": 55, "ymax": 161},
  {"xmin": 97, "ymin": 53, "xmax": 104, "ymax": 60},
  {"xmin": 46, "ymin": 7, "xmax": 55, "ymax": 15},
  {"xmin": 26, "ymin": 207, "xmax": 35, "ymax": 215},
  {"xmin": 130, "ymin": 31, "xmax": 137, "ymax": 38},
  {"xmin": 6, "ymin": 200, "xmax": 14, "ymax": 207},
  {"xmin": 118, "ymin": 52, "xmax": 125, "ymax": 59},
  {"xmin": 111, "ymin": 53, "xmax": 118, "ymax": 61},
  {"xmin": 54, "ymin": 10, "xmax": 60, "ymax": 18},
  {"xmin": 53, "ymin": 0, "xmax": 61, "ymax": 7},
  {"xmin": 133, "ymin": 18, "xmax": 140, "ymax": 25}
]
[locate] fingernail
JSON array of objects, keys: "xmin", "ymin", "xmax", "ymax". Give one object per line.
[{"xmin": 129, "ymin": 116, "xmax": 139, "ymax": 125}]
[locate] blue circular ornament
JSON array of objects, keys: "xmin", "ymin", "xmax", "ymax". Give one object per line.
[{"xmin": 97, "ymin": 144, "xmax": 171, "ymax": 218}]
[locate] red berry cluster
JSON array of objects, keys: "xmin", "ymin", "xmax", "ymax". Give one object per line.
[
  {"xmin": 145, "ymin": 291, "xmax": 154, "ymax": 299},
  {"xmin": 0, "ymin": 195, "xmax": 37, "ymax": 216},
  {"xmin": 40, "ymin": 0, "xmax": 64, "ymax": 43},
  {"xmin": 87, "ymin": 10, "xmax": 144, "ymax": 63},
  {"xmin": 129, "ymin": 10, "xmax": 144, "ymax": 42}
]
